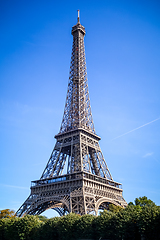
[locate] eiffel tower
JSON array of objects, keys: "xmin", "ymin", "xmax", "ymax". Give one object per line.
[{"xmin": 16, "ymin": 11, "xmax": 127, "ymax": 217}]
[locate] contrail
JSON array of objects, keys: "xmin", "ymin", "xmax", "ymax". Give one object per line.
[
  {"xmin": 111, "ymin": 117, "xmax": 160, "ymax": 141},
  {"xmin": 0, "ymin": 183, "xmax": 28, "ymax": 190}
]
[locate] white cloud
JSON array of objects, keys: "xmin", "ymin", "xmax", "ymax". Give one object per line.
[{"xmin": 143, "ymin": 152, "xmax": 154, "ymax": 158}]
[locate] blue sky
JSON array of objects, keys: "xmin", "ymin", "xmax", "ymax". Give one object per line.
[{"xmin": 0, "ymin": 0, "xmax": 160, "ymax": 217}]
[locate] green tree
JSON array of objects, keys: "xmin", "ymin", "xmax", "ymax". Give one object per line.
[
  {"xmin": 134, "ymin": 196, "xmax": 156, "ymax": 207},
  {"xmin": 74, "ymin": 214, "xmax": 96, "ymax": 239},
  {"xmin": 117, "ymin": 200, "xmax": 160, "ymax": 240},
  {"xmin": 137, "ymin": 205, "xmax": 160, "ymax": 240},
  {"xmin": 109, "ymin": 203, "xmax": 123, "ymax": 213},
  {"xmin": 4, "ymin": 215, "xmax": 42, "ymax": 240},
  {"xmin": 38, "ymin": 217, "xmax": 60, "ymax": 240},
  {"xmin": 118, "ymin": 204, "xmax": 142, "ymax": 240},
  {"xmin": 57, "ymin": 213, "xmax": 80, "ymax": 240},
  {"xmin": 0, "ymin": 218, "xmax": 7, "ymax": 240},
  {"xmin": 36, "ymin": 215, "xmax": 48, "ymax": 222},
  {"xmin": 93, "ymin": 210, "xmax": 114, "ymax": 239}
]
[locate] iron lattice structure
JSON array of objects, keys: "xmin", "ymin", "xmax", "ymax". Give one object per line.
[{"xmin": 16, "ymin": 13, "xmax": 127, "ymax": 217}]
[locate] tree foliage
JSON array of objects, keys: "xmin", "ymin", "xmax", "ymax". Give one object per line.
[
  {"xmin": 108, "ymin": 203, "xmax": 123, "ymax": 213},
  {"xmin": 134, "ymin": 196, "xmax": 156, "ymax": 207},
  {"xmin": 36, "ymin": 215, "xmax": 48, "ymax": 222},
  {"xmin": 0, "ymin": 209, "xmax": 15, "ymax": 219}
]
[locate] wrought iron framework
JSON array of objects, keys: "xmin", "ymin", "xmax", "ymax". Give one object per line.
[{"xmin": 16, "ymin": 11, "xmax": 127, "ymax": 217}]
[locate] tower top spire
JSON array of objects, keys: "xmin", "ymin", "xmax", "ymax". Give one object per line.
[
  {"xmin": 72, "ymin": 10, "xmax": 85, "ymax": 36},
  {"xmin": 77, "ymin": 10, "xmax": 80, "ymax": 23}
]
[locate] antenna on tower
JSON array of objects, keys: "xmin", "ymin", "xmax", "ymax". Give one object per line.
[{"xmin": 77, "ymin": 9, "xmax": 80, "ymax": 23}]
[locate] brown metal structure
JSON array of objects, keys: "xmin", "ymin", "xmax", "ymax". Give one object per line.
[{"xmin": 16, "ymin": 12, "xmax": 127, "ymax": 217}]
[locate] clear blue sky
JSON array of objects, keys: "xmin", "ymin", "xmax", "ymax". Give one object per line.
[{"xmin": 0, "ymin": 0, "xmax": 160, "ymax": 218}]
